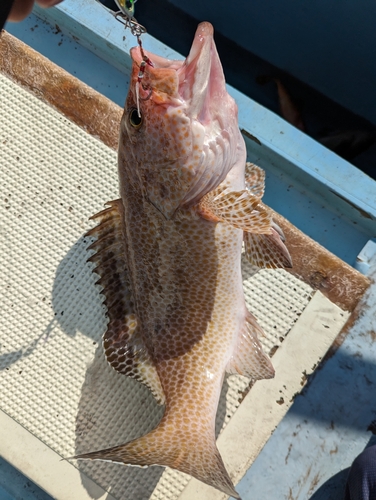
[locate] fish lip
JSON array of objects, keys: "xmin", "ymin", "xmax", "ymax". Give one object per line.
[
  {"xmin": 177, "ymin": 22, "xmax": 219, "ymax": 120},
  {"xmin": 129, "ymin": 47, "xmax": 184, "ymax": 72}
]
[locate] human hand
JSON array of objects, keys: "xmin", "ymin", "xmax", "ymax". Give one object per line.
[{"xmin": 8, "ymin": 0, "xmax": 63, "ymax": 22}]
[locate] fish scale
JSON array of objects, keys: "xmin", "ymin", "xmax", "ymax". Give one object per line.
[{"xmin": 74, "ymin": 22, "xmax": 292, "ymax": 499}]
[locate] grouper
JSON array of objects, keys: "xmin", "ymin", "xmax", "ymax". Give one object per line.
[{"xmin": 76, "ymin": 22, "xmax": 292, "ymax": 498}]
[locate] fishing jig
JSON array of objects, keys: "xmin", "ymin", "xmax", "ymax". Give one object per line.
[{"xmin": 113, "ymin": 0, "xmax": 146, "ymax": 37}]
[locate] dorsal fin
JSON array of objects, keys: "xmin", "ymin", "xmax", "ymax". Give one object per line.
[
  {"xmin": 226, "ymin": 312, "xmax": 274, "ymax": 380},
  {"xmin": 87, "ymin": 200, "xmax": 165, "ymax": 405}
]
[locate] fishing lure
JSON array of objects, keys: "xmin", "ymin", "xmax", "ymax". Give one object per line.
[
  {"xmin": 114, "ymin": 0, "xmax": 136, "ymax": 18},
  {"xmin": 113, "ymin": 0, "xmax": 146, "ymax": 37}
]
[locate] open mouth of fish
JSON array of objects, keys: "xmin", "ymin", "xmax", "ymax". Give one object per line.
[{"xmin": 132, "ymin": 22, "xmax": 228, "ymax": 122}]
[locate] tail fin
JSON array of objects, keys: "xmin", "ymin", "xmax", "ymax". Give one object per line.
[{"xmin": 74, "ymin": 424, "xmax": 240, "ymax": 499}]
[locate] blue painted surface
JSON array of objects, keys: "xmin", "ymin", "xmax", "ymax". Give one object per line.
[
  {"xmin": 234, "ymin": 102, "xmax": 376, "ymax": 235},
  {"xmin": 0, "ymin": 457, "xmax": 51, "ymax": 500},
  {"xmin": 32, "ymin": 0, "xmax": 178, "ymax": 75},
  {"xmin": 262, "ymin": 168, "xmax": 369, "ymax": 268},
  {"xmin": 169, "ymin": 0, "xmax": 376, "ymax": 126},
  {"xmin": 0, "ymin": 487, "xmax": 13, "ymax": 500}
]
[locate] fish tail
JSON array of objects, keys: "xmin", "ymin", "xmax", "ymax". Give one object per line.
[{"xmin": 74, "ymin": 423, "xmax": 241, "ymax": 499}]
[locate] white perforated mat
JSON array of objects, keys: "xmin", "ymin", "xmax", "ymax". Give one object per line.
[{"xmin": 0, "ymin": 72, "xmax": 315, "ymax": 499}]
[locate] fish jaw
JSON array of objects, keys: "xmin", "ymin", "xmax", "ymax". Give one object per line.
[{"xmin": 120, "ymin": 21, "xmax": 244, "ymax": 219}]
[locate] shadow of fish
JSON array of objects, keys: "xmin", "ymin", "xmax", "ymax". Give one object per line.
[{"xmin": 74, "ymin": 22, "xmax": 292, "ymax": 499}]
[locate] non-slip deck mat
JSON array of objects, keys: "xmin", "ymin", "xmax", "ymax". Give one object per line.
[{"xmin": 0, "ymin": 72, "xmax": 314, "ymax": 500}]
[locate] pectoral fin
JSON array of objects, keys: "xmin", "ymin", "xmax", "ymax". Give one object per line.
[
  {"xmin": 198, "ymin": 187, "xmax": 272, "ymax": 234},
  {"xmin": 87, "ymin": 200, "xmax": 165, "ymax": 405},
  {"xmin": 243, "ymin": 164, "xmax": 292, "ymax": 269}
]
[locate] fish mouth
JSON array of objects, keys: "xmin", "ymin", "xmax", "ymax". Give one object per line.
[{"xmin": 131, "ymin": 22, "xmax": 224, "ymax": 113}]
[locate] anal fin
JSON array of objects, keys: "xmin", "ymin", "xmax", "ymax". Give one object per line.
[
  {"xmin": 87, "ymin": 200, "xmax": 165, "ymax": 405},
  {"xmin": 226, "ymin": 312, "xmax": 274, "ymax": 380}
]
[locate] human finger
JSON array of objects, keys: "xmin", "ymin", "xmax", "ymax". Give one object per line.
[
  {"xmin": 8, "ymin": 0, "xmax": 35, "ymax": 21},
  {"xmin": 36, "ymin": 0, "xmax": 63, "ymax": 7}
]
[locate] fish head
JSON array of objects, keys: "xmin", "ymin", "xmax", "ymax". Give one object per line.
[{"xmin": 120, "ymin": 22, "xmax": 245, "ymax": 219}]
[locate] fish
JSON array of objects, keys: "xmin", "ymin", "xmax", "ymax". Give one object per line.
[{"xmin": 75, "ymin": 22, "xmax": 292, "ymax": 499}]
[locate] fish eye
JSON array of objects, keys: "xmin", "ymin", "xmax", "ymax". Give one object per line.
[{"xmin": 129, "ymin": 108, "xmax": 143, "ymax": 129}]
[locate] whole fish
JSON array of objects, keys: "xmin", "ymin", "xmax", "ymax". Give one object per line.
[{"xmin": 76, "ymin": 22, "xmax": 292, "ymax": 499}]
